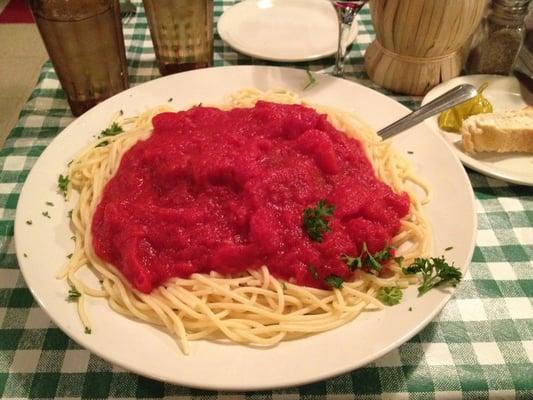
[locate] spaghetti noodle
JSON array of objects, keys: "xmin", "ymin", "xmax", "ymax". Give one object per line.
[{"xmin": 59, "ymin": 89, "xmax": 431, "ymax": 354}]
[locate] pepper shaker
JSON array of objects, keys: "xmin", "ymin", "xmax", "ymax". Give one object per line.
[{"xmin": 466, "ymin": 0, "xmax": 532, "ymax": 75}]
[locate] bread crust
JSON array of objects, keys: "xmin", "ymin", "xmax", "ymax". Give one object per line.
[{"xmin": 460, "ymin": 108, "xmax": 533, "ymax": 154}]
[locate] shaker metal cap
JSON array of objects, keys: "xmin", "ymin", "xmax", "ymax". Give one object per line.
[{"xmin": 493, "ymin": 0, "xmax": 531, "ymax": 12}]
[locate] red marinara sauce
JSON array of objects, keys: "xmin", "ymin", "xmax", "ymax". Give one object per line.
[{"xmin": 91, "ymin": 101, "xmax": 410, "ymax": 293}]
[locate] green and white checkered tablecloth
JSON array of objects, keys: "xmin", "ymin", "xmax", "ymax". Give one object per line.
[{"xmin": 1, "ymin": 1, "xmax": 532, "ymax": 398}]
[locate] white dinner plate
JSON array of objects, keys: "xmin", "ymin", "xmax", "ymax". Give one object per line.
[
  {"xmin": 15, "ymin": 66, "xmax": 476, "ymax": 391},
  {"xmin": 422, "ymin": 75, "xmax": 533, "ymax": 186},
  {"xmin": 217, "ymin": 0, "xmax": 358, "ymax": 62}
]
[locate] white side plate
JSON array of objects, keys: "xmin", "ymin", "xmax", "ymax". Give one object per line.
[
  {"xmin": 422, "ymin": 74, "xmax": 533, "ymax": 186},
  {"xmin": 217, "ymin": 0, "xmax": 359, "ymax": 62}
]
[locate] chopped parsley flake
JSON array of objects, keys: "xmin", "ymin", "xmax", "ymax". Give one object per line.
[
  {"xmin": 303, "ymin": 199, "xmax": 334, "ymax": 242},
  {"xmin": 168, "ymin": 97, "xmax": 173, "ymax": 102},
  {"xmin": 95, "ymin": 140, "xmax": 109, "ymax": 148},
  {"xmin": 361, "ymin": 243, "xmax": 386, "ymax": 272},
  {"xmin": 45, "ymin": 201, "xmax": 54, "ymax": 206},
  {"xmin": 373, "ymin": 245, "xmax": 396, "ymax": 262},
  {"xmin": 23, "ymin": 253, "xmax": 27, "ymax": 258},
  {"xmin": 307, "ymin": 264, "xmax": 319, "ymax": 280},
  {"xmin": 67, "ymin": 287, "xmax": 81, "ymax": 301},
  {"xmin": 377, "ymin": 287, "xmax": 403, "ymax": 306},
  {"xmin": 408, "ymin": 307, "xmax": 412, "ymax": 311},
  {"xmin": 67, "ymin": 253, "xmax": 72, "ymax": 259},
  {"xmin": 394, "ymin": 256, "xmax": 404, "ymax": 267},
  {"xmin": 325, "ymin": 275, "xmax": 344, "ymax": 289},
  {"xmin": 99, "ymin": 122, "xmax": 123, "ymax": 137},
  {"xmin": 445, "ymin": 246, "xmax": 453, "ymax": 251},
  {"xmin": 342, "ymin": 243, "xmax": 395, "ymax": 273},
  {"xmin": 58, "ymin": 174, "xmax": 69, "ymax": 197},
  {"xmin": 281, "ymin": 281, "xmax": 287, "ymax": 291},
  {"xmin": 26, "ymin": 220, "xmax": 32, "ymax": 225},
  {"xmin": 342, "ymin": 254, "xmax": 362, "ymax": 271},
  {"xmin": 68, "ymin": 210, "xmax": 73, "ymax": 219},
  {"xmin": 84, "ymin": 327, "xmax": 92, "ymax": 334},
  {"xmin": 42, "ymin": 211, "xmax": 51, "ymax": 219}
]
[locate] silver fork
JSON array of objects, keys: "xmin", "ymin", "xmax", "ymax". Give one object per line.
[
  {"xmin": 377, "ymin": 84, "xmax": 478, "ymax": 140},
  {"xmin": 120, "ymin": 0, "xmax": 136, "ymax": 21}
]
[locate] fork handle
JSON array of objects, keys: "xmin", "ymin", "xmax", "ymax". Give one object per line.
[{"xmin": 377, "ymin": 84, "xmax": 478, "ymax": 140}]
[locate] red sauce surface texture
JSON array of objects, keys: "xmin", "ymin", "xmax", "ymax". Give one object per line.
[{"xmin": 92, "ymin": 102, "xmax": 409, "ymax": 293}]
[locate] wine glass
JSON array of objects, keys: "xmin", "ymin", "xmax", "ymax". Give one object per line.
[{"xmin": 329, "ymin": 0, "xmax": 368, "ymax": 77}]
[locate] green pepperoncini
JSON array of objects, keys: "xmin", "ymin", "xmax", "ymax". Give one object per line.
[{"xmin": 437, "ymin": 83, "xmax": 493, "ymax": 133}]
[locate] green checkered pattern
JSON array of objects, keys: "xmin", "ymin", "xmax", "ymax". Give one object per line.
[{"xmin": 1, "ymin": 1, "xmax": 532, "ymax": 398}]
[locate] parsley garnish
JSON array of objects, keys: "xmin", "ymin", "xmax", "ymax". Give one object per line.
[
  {"xmin": 281, "ymin": 281, "xmax": 287, "ymax": 291},
  {"xmin": 307, "ymin": 264, "xmax": 319, "ymax": 280},
  {"xmin": 26, "ymin": 220, "xmax": 32, "ymax": 225},
  {"xmin": 84, "ymin": 327, "xmax": 92, "ymax": 334},
  {"xmin": 119, "ymin": 109, "xmax": 124, "ymax": 116},
  {"xmin": 45, "ymin": 201, "xmax": 54, "ymax": 206},
  {"xmin": 361, "ymin": 243, "xmax": 383, "ymax": 271},
  {"xmin": 23, "ymin": 253, "xmax": 27, "ymax": 258},
  {"xmin": 445, "ymin": 246, "xmax": 453, "ymax": 251},
  {"xmin": 377, "ymin": 287, "xmax": 403, "ymax": 306},
  {"xmin": 168, "ymin": 97, "xmax": 173, "ymax": 102},
  {"xmin": 325, "ymin": 275, "xmax": 344, "ymax": 289},
  {"xmin": 394, "ymin": 256, "xmax": 404, "ymax": 267},
  {"xmin": 342, "ymin": 254, "xmax": 362, "ymax": 271},
  {"xmin": 407, "ymin": 151, "xmax": 414, "ymax": 154},
  {"xmin": 67, "ymin": 253, "xmax": 72, "ymax": 259},
  {"xmin": 67, "ymin": 287, "xmax": 81, "ymax": 301},
  {"xmin": 373, "ymin": 245, "xmax": 395, "ymax": 263},
  {"xmin": 42, "ymin": 211, "xmax": 51, "ymax": 219},
  {"xmin": 303, "ymin": 70, "xmax": 316, "ymax": 90},
  {"xmin": 303, "ymin": 199, "xmax": 335, "ymax": 242},
  {"xmin": 58, "ymin": 174, "xmax": 69, "ymax": 197},
  {"xmin": 408, "ymin": 307, "xmax": 412, "ymax": 311},
  {"xmin": 403, "ymin": 257, "xmax": 462, "ymax": 296},
  {"xmin": 67, "ymin": 160, "xmax": 73, "ymax": 167},
  {"xmin": 100, "ymin": 122, "xmax": 123, "ymax": 137},
  {"xmin": 342, "ymin": 243, "xmax": 395, "ymax": 273},
  {"xmin": 95, "ymin": 140, "xmax": 109, "ymax": 148},
  {"xmin": 68, "ymin": 210, "xmax": 73, "ymax": 219}
]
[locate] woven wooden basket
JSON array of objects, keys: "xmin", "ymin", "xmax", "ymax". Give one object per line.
[{"xmin": 364, "ymin": 0, "xmax": 487, "ymax": 96}]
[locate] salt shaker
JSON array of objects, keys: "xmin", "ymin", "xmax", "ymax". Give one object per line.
[{"xmin": 466, "ymin": 0, "xmax": 532, "ymax": 75}]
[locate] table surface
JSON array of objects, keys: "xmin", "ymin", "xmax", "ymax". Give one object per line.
[{"xmin": 1, "ymin": 1, "xmax": 532, "ymax": 399}]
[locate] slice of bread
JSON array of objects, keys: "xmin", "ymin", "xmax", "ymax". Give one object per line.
[{"xmin": 461, "ymin": 107, "xmax": 533, "ymax": 154}]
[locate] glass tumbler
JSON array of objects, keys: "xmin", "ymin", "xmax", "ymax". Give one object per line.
[
  {"xmin": 143, "ymin": 0, "xmax": 214, "ymax": 75},
  {"xmin": 30, "ymin": 0, "xmax": 129, "ymax": 116}
]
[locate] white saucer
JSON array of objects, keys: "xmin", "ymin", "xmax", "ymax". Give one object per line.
[
  {"xmin": 422, "ymin": 75, "xmax": 533, "ymax": 186},
  {"xmin": 217, "ymin": 0, "xmax": 359, "ymax": 62}
]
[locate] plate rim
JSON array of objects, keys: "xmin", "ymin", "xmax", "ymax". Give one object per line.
[
  {"xmin": 217, "ymin": 0, "xmax": 359, "ymax": 62},
  {"xmin": 422, "ymin": 74, "xmax": 533, "ymax": 187},
  {"xmin": 14, "ymin": 65, "xmax": 477, "ymax": 390}
]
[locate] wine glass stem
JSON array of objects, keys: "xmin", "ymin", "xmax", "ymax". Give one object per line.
[
  {"xmin": 333, "ymin": 19, "xmax": 353, "ymax": 77},
  {"xmin": 333, "ymin": 1, "xmax": 359, "ymax": 76}
]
